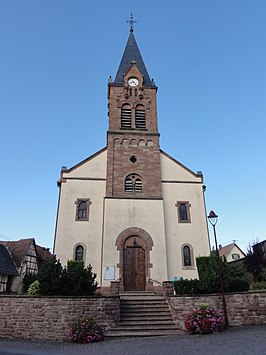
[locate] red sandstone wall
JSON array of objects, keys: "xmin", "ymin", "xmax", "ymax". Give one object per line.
[
  {"xmin": 167, "ymin": 291, "xmax": 266, "ymax": 330},
  {"xmin": 0, "ymin": 296, "xmax": 120, "ymax": 341}
]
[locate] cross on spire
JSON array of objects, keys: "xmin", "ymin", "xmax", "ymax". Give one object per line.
[{"xmin": 127, "ymin": 13, "xmax": 137, "ymax": 33}]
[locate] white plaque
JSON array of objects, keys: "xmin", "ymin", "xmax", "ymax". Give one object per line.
[{"xmin": 104, "ymin": 265, "xmax": 115, "ymax": 280}]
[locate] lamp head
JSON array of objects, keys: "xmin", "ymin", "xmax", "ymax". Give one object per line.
[{"xmin": 208, "ymin": 210, "xmax": 218, "ymax": 226}]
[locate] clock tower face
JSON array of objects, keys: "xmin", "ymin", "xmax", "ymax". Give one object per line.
[{"xmin": 128, "ymin": 77, "xmax": 139, "ymax": 87}]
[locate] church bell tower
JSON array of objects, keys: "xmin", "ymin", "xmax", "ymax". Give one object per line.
[{"xmin": 106, "ymin": 21, "xmax": 162, "ymax": 199}]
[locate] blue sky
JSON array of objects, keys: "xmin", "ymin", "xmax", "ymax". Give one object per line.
[{"xmin": 0, "ymin": 0, "xmax": 265, "ymax": 253}]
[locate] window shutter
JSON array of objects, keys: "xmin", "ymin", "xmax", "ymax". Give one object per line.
[
  {"xmin": 121, "ymin": 107, "xmax": 132, "ymax": 128},
  {"xmin": 135, "ymin": 108, "xmax": 146, "ymax": 129}
]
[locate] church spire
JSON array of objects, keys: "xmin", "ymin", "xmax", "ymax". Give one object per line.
[{"xmin": 114, "ymin": 16, "xmax": 152, "ymax": 87}]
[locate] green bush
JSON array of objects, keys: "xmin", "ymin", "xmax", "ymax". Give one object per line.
[
  {"xmin": 23, "ymin": 273, "xmax": 38, "ymax": 293},
  {"xmin": 27, "ymin": 280, "xmax": 40, "ymax": 295},
  {"xmin": 223, "ymin": 263, "xmax": 249, "ymax": 292},
  {"xmin": 244, "ymin": 243, "xmax": 266, "ymax": 282},
  {"xmin": 174, "ymin": 255, "xmax": 249, "ymax": 295},
  {"xmin": 174, "ymin": 278, "xmax": 201, "ymax": 295},
  {"xmin": 250, "ymin": 281, "xmax": 266, "ymax": 290},
  {"xmin": 59, "ymin": 260, "xmax": 98, "ymax": 296},
  {"xmin": 38, "ymin": 256, "xmax": 63, "ymax": 295},
  {"xmin": 37, "ymin": 256, "xmax": 98, "ymax": 296}
]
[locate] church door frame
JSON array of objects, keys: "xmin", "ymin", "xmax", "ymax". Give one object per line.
[{"xmin": 115, "ymin": 227, "xmax": 153, "ymax": 291}]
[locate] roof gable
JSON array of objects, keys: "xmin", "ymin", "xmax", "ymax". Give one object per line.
[
  {"xmin": 219, "ymin": 243, "xmax": 246, "ymax": 258},
  {"xmin": 160, "ymin": 150, "xmax": 203, "ymax": 183},
  {"xmin": 61, "ymin": 147, "xmax": 107, "ymax": 179},
  {"xmin": 2, "ymin": 238, "xmax": 36, "ymax": 268}
]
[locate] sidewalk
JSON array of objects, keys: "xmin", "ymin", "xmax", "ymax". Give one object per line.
[{"xmin": 0, "ymin": 325, "xmax": 265, "ymax": 355}]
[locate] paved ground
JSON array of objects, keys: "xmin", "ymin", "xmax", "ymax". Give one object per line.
[{"xmin": 0, "ymin": 325, "xmax": 265, "ymax": 355}]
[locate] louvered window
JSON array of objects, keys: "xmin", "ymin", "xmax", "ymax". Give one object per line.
[
  {"xmin": 135, "ymin": 106, "xmax": 146, "ymax": 129},
  {"xmin": 121, "ymin": 105, "xmax": 132, "ymax": 128},
  {"xmin": 125, "ymin": 178, "xmax": 133, "ymax": 192},
  {"xmin": 134, "ymin": 179, "xmax": 142, "ymax": 192},
  {"xmin": 125, "ymin": 175, "xmax": 143, "ymax": 192}
]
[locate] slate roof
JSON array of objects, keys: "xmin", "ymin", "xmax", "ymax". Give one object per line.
[
  {"xmin": 0, "ymin": 244, "xmax": 19, "ymax": 276},
  {"xmin": 114, "ymin": 31, "xmax": 153, "ymax": 86}
]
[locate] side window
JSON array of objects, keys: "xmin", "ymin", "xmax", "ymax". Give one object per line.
[
  {"xmin": 125, "ymin": 174, "xmax": 143, "ymax": 192},
  {"xmin": 121, "ymin": 104, "xmax": 132, "ymax": 128},
  {"xmin": 182, "ymin": 244, "xmax": 194, "ymax": 268},
  {"xmin": 232, "ymin": 253, "xmax": 240, "ymax": 260},
  {"xmin": 74, "ymin": 244, "xmax": 85, "ymax": 262},
  {"xmin": 135, "ymin": 104, "xmax": 146, "ymax": 129},
  {"xmin": 176, "ymin": 201, "xmax": 191, "ymax": 223},
  {"xmin": 75, "ymin": 199, "xmax": 91, "ymax": 221}
]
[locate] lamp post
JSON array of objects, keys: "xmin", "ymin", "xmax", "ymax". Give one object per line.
[{"xmin": 207, "ymin": 210, "xmax": 229, "ymax": 328}]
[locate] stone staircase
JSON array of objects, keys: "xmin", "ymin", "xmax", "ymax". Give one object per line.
[{"xmin": 106, "ymin": 291, "xmax": 179, "ymax": 337}]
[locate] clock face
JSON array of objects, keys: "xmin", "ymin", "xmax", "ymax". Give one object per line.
[{"xmin": 128, "ymin": 77, "xmax": 139, "ymax": 87}]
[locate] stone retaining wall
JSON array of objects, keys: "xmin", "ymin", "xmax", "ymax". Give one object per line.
[
  {"xmin": 0, "ymin": 295, "xmax": 120, "ymax": 341},
  {"xmin": 167, "ymin": 291, "xmax": 266, "ymax": 330}
]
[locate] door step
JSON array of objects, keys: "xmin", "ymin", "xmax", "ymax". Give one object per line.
[{"xmin": 106, "ymin": 292, "xmax": 179, "ymax": 338}]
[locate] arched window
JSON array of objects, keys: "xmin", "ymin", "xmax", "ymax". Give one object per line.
[
  {"xmin": 75, "ymin": 245, "xmax": 84, "ymax": 261},
  {"xmin": 125, "ymin": 174, "xmax": 143, "ymax": 192},
  {"xmin": 121, "ymin": 104, "xmax": 132, "ymax": 128},
  {"xmin": 182, "ymin": 244, "xmax": 194, "ymax": 268},
  {"xmin": 135, "ymin": 105, "xmax": 146, "ymax": 129}
]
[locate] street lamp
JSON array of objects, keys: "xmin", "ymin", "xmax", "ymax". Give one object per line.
[{"xmin": 208, "ymin": 210, "xmax": 229, "ymax": 328}]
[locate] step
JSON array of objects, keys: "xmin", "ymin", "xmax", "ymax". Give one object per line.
[
  {"xmin": 121, "ymin": 309, "xmax": 171, "ymax": 315},
  {"xmin": 120, "ymin": 300, "xmax": 168, "ymax": 307},
  {"xmin": 120, "ymin": 295, "xmax": 165, "ymax": 301},
  {"xmin": 119, "ymin": 292, "xmax": 157, "ymax": 296},
  {"xmin": 121, "ymin": 304, "xmax": 168, "ymax": 309},
  {"xmin": 105, "ymin": 329, "xmax": 181, "ymax": 337},
  {"xmin": 118, "ymin": 320, "xmax": 175, "ymax": 325},
  {"xmin": 109, "ymin": 324, "xmax": 178, "ymax": 331},
  {"xmin": 120, "ymin": 315, "xmax": 173, "ymax": 321}
]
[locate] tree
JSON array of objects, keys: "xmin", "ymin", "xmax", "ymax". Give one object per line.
[
  {"xmin": 244, "ymin": 242, "xmax": 266, "ymax": 282},
  {"xmin": 60, "ymin": 260, "xmax": 98, "ymax": 296},
  {"xmin": 37, "ymin": 256, "xmax": 98, "ymax": 296},
  {"xmin": 38, "ymin": 255, "xmax": 63, "ymax": 295}
]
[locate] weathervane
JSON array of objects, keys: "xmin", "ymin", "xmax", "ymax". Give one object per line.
[{"xmin": 127, "ymin": 13, "xmax": 137, "ymax": 33}]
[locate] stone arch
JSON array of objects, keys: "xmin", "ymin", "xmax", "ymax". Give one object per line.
[
  {"xmin": 132, "ymin": 100, "xmax": 149, "ymax": 109},
  {"xmin": 139, "ymin": 139, "xmax": 146, "ymax": 147},
  {"xmin": 117, "ymin": 99, "xmax": 134, "ymax": 108},
  {"xmin": 115, "ymin": 227, "xmax": 154, "ymax": 291},
  {"xmin": 73, "ymin": 242, "xmax": 87, "ymax": 262},
  {"xmin": 114, "ymin": 138, "xmax": 120, "ymax": 145}
]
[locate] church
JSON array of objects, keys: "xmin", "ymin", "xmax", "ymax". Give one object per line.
[{"xmin": 53, "ymin": 23, "xmax": 210, "ymax": 294}]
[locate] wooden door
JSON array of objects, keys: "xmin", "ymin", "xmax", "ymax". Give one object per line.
[{"xmin": 123, "ymin": 236, "xmax": 146, "ymax": 291}]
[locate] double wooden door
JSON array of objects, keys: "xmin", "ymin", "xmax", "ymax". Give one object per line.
[{"xmin": 123, "ymin": 236, "xmax": 146, "ymax": 291}]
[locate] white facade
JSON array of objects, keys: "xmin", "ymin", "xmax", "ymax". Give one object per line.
[
  {"xmin": 54, "ymin": 148, "xmax": 210, "ymax": 288},
  {"xmin": 53, "ymin": 30, "xmax": 211, "ymax": 292}
]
